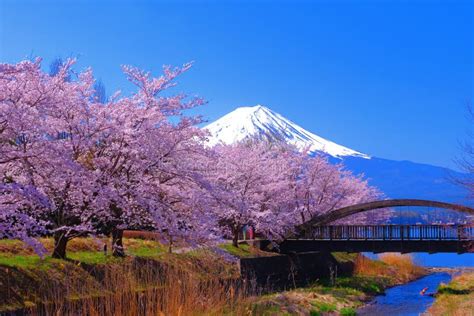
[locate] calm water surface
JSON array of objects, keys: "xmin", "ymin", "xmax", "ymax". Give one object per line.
[{"xmin": 357, "ymin": 272, "xmax": 452, "ymax": 316}]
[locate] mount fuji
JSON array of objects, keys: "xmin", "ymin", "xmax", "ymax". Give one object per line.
[
  {"xmin": 204, "ymin": 105, "xmax": 470, "ymax": 208},
  {"xmin": 205, "ymin": 105, "xmax": 369, "ymax": 159}
]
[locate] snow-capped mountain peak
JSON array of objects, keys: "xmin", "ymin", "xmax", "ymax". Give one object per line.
[{"xmin": 204, "ymin": 105, "xmax": 370, "ymax": 159}]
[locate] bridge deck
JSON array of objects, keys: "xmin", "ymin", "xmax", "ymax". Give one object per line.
[{"xmin": 279, "ymin": 225, "xmax": 473, "ymax": 254}]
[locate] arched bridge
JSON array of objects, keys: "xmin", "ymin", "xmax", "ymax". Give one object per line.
[{"xmin": 275, "ymin": 199, "xmax": 474, "ymax": 254}]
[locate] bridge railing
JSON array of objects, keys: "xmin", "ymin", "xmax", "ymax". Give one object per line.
[{"xmin": 305, "ymin": 225, "xmax": 474, "ymax": 241}]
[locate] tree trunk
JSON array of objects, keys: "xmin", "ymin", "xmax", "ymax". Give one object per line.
[
  {"xmin": 168, "ymin": 236, "xmax": 173, "ymax": 254},
  {"xmin": 112, "ymin": 228, "xmax": 125, "ymax": 257},
  {"xmin": 232, "ymin": 227, "xmax": 239, "ymax": 248},
  {"xmin": 52, "ymin": 232, "xmax": 68, "ymax": 259}
]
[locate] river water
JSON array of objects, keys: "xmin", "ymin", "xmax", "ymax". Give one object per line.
[{"xmin": 357, "ymin": 272, "xmax": 452, "ymax": 315}]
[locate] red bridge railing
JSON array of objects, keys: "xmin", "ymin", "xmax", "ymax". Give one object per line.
[{"xmin": 306, "ymin": 225, "xmax": 474, "ymax": 241}]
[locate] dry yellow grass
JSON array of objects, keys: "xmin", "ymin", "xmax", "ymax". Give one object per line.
[
  {"xmin": 123, "ymin": 230, "xmax": 161, "ymax": 240},
  {"xmin": 426, "ymin": 272, "xmax": 474, "ymax": 316},
  {"xmin": 354, "ymin": 253, "xmax": 426, "ymax": 283},
  {"xmin": 0, "ymin": 241, "xmax": 247, "ymax": 315}
]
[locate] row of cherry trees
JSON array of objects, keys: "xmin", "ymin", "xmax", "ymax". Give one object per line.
[{"xmin": 0, "ymin": 59, "xmax": 382, "ymax": 258}]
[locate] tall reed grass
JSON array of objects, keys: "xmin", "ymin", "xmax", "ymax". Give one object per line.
[
  {"xmin": 17, "ymin": 257, "xmax": 251, "ymax": 316},
  {"xmin": 354, "ymin": 253, "xmax": 425, "ymax": 283}
]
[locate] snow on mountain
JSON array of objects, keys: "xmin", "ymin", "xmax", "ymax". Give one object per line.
[{"xmin": 204, "ymin": 105, "xmax": 370, "ymax": 159}]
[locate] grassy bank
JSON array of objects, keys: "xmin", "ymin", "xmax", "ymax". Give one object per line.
[
  {"xmin": 0, "ymin": 237, "xmax": 244, "ymax": 315},
  {"xmin": 426, "ymin": 271, "xmax": 474, "ymax": 315},
  {"xmin": 0, "ymin": 238, "xmax": 426, "ymax": 315}
]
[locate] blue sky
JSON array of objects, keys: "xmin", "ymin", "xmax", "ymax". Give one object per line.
[{"xmin": 0, "ymin": 0, "xmax": 472, "ymax": 169}]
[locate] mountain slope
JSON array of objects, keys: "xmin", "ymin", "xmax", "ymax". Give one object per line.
[
  {"xmin": 205, "ymin": 105, "xmax": 369, "ymax": 159},
  {"xmin": 204, "ymin": 105, "xmax": 470, "ymax": 206}
]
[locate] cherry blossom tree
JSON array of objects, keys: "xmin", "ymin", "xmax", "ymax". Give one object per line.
[
  {"xmin": 86, "ymin": 64, "xmax": 208, "ymax": 256},
  {"xmin": 0, "ymin": 58, "xmax": 111, "ymax": 258},
  {"xmin": 290, "ymin": 152, "xmax": 383, "ymax": 225},
  {"xmin": 0, "ymin": 58, "xmax": 212, "ymax": 258},
  {"xmin": 205, "ymin": 142, "xmax": 297, "ymax": 247}
]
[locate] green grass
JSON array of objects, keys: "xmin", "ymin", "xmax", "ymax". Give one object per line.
[
  {"xmin": 340, "ymin": 307, "xmax": 357, "ymax": 316},
  {"xmin": 329, "ymin": 276, "xmax": 390, "ymax": 295},
  {"xmin": 317, "ymin": 285, "xmax": 362, "ymax": 297},
  {"xmin": 312, "ymin": 301, "xmax": 336, "ymax": 312},
  {"xmin": 0, "ymin": 251, "xmax": 120, "ymax": 268},
  {"xmin": 0, "ymin": 237, "xmax": 168, "ymax": 268},
  {"xmin": 219, "ymin": 243, "xmax": 254, "ymax": 258},
  {"xmin": 67, "ymin": 251, "xmax": 119, "ymax": 265},
  {"xmin": 127, "ymin": 244, "xmax": 164, "ymax": 258},
  {"xmin": 0, "ymin": 254, "xmax": 44, "ymax": 268}
]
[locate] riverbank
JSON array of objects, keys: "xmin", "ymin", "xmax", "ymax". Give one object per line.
[
  {"xmin": 246, "ymin": 253, "xmax": 427, "ymax": 315},
  {"xmin": 0, "ymin": 238, "xmax": 427, "ymax": 315},
  {"xmin": 426, "ymin": 270, "xmax": 474, "ymax": 315}
]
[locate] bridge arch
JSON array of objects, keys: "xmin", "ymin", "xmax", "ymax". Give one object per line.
[{"xmin": 298, "ymin": 199, "xmax": 474, "ymax": 232}]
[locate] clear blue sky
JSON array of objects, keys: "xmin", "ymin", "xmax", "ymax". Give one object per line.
[{"xmin": 1, "ymin": 0, "xmax": 472, "ymax": 169}]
